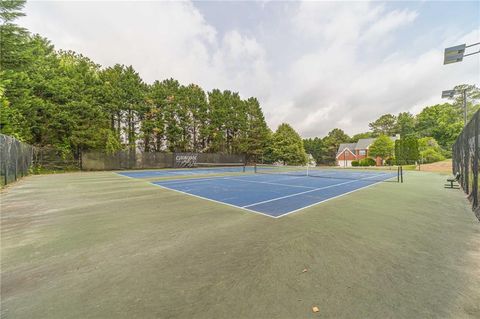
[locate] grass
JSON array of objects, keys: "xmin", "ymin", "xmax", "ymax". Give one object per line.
[{"xmin": 1, "ymin": 170, "xmax": 479, "ymax": 318}]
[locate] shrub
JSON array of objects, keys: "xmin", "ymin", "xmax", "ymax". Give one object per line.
[
  {"xmin": 366, "ymin": 158, "xmax": 376, "ymax": 166},
  {"xmin": 395, "ymin": 137, "xmax": 419, "ymax": 165},
  {"xmin": 351, "ymin": 160, "xmax": 359, "ymax": 167},
  {"xmin": 420, "ymin": 148, "xmax": 445, "ymax": 163},
  {"xmin": 369, "ymin": 135, "xmax": 394, "ymax": 159},
  {"xmin": 385, "ymin": 157, "xmax": 395, "ymax": 166},
  {"xmin": 359, "ymin": 158, "xmax": 376, "ymax": 166}
]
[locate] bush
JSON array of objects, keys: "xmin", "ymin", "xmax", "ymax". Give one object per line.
[
  {"xmin": 359, "ymin": 158, "xmax": 376, "ymax": 166},
  {"xmin": 351, "ymin": 160, "xmax": 359, "ymax": 167},
  {"xmin": 420, "ymin": 148, "xmax": 445, "ymax": 163},
  {"xmin": 385, "ymin": 158, "xmax": 395, "ymax": 166}
]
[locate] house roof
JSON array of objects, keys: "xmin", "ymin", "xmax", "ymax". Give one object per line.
[
  {"xmin": 336, "ymin": 135, "xmax": 400, "ymax": 155},
  {"xmin": 336, "ymin": 143, "xmax": 357, "ymax": 157},
  {"xmin": 354, "ymin": 138, "xmax": 376, "ymax": 150}
]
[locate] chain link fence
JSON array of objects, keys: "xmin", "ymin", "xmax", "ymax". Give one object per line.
[
  {"xmin": 1, "ymin": 133, "xmax": 245, "ymax": 183},
  {"xmin": 33, "ymin": 147, "xmax": 81, "ymax": 171},
  {"xmin": 0, "ymin": 134, "xmax": 34, "ymax": 186},
  {"xmin": 452, "ymin": 109, "xmax": 479, "ymax": 220}
]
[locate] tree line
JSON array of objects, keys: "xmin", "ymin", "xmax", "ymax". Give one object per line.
[{"xmin": 0, "ymin": 1, "xmax": 270, "ymax": 161}]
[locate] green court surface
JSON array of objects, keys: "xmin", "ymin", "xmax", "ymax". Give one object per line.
[{"xmin": 1, "ymin": 171, "xmax": 479, "ymax": 318}]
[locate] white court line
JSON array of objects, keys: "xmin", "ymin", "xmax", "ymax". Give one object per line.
[
  {"xmin": 273, "ymin": 177, "xmax": 391, "ymax": 218},
  {"xmin": 150, "ymin": 183, "xmax": 277, "ymax": 219},
  {"xmin": 242, "ymin": 173, "xmax": 388, "ymax": 208},
  {"xmin": 152, "ymin": 176, "xmax": 229, "ymax": 184},
  {"xmin": 223, "ymin": 177, "xmax": 316, "ymax": 189}
]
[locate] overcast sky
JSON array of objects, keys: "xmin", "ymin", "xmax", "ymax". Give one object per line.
[{"xmin": 20, "ymin": 1, "xmax": 480, "ymax": 137}]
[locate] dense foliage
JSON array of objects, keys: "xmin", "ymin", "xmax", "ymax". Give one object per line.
[
  {"xmin": 418, "ymin": 137, "xmax": 445, "ymax": 164},
  {"xmin": 369, "ymin": 135, "xmax": 394, "ymax": 161},
  {"xmin": 265, "ymin": 123, "xmax": 307, "ymax": 165},
  {"xmin": 395, "ymin": 136, "xmax": 420, "ymax": 165}
]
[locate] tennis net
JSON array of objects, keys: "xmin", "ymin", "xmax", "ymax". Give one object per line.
[
  {"xmin": 254, "ymin": 164, "xmax": 402, "ymax": 182},
  {"xmin": 194, "ymin": 162, "xmax": 247, "ymax": 173}
]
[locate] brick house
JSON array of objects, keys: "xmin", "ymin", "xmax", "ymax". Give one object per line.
[{"xmin": 336, "ymin": 135, "xmax": 399, "ymax": 167}]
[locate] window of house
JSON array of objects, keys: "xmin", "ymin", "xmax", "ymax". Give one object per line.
[{"xmin": 359, "ymin": 150, "xmax": 366, "ymax": 156}]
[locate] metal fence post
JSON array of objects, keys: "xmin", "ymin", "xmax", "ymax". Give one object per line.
[{"xmin": 473, "ymin": 112, "xmax": 479, "ymax": 211}]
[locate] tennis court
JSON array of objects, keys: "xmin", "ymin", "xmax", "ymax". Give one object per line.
[
  {"xmin": 2, "ymin": 169, "xmax": 479, "ymax": 319},
  {"xmin": 120, "ymin": 165, "xmax": 400, "ymax": 217}
]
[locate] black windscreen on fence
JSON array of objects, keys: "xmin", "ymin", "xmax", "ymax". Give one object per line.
[
  {"xmin": 452, "ymin": 109, "xmax": 479, "ymax": 220},
  {"xmin": 0, "ymin": 134, "xmax": 34, "ymax": 186},
  {"xmin": 81, "ymin": 151, "xmax": 245, "ymax": 170},
  {"xmin": 82, "ymin": 151, "xmax": 174, "ymax": 170}
]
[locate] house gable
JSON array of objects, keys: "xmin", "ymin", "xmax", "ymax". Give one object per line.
[
  {"xmin": 336, "ymin": 147, "xmax": 356, "ymax": 159},
  {"xmin": 336, "ymin": 143, "xmax": 357, "ymax": 157}
]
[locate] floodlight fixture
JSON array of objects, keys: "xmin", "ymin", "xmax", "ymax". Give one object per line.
[
  {"xmin": 441, "ymin": 90, "xmax": 456, "ymax": 98},
  {"xmin": 444, "ymin": 42, "xmax": 480, "ymax": 65}
]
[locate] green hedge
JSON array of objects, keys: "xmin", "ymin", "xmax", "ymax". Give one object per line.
[
  {"xmin": 351, "ymin": 160, "xmax": 359, "ymax": 167},
  {"xmin": 385, "ymin": 158, "xmax": 395, "ymax": 166},
  {"xmin": 359, "ymin": 158, "xmax": 376, "ymax": 166}
]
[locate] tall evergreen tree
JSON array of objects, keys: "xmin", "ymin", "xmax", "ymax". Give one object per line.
[
  {"xmin": 184, "ymin": 84, "xmax": 208, "ymax": 152},
  {"xmin": 207, "ymin": 89, "xmax": 228, "ymax": 152},
  {"xmin": 369, "ymin": 114, "xmax": 397, "ymax": 136},
  {"xmin": 396, "ymin": 112, "xmax": 416, "ymax": 137},
  {"xmin": 270, "ymin": 123, "xmax": 307, "ymax": 165},
  {"xmin": 322, "ymin": 128, "xmax": 350, "ymax": 165},
  {"xmin": 243, "ymin": 97, "xmax": 270, "ymax": 162},
  {"xmin": 0, "ymin": 0, "xmax": 28, "ymax": 70},
  {"xmin": 303, "ymin": 137, "xmax": 326, "ymax": 165}
]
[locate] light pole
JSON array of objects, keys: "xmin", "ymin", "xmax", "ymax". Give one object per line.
[
  {"xmin": 442, "ymin": 41, "xmax": 478, "ymax": 127},
  {"xmin": 441, "ymin": 89, "xmax": 467, "ymax": 126}
]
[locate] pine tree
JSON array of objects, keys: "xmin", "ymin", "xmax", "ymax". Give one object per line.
[{"xmin": 270, "ymin": 123, "xmax": 307, "ymax": 165}]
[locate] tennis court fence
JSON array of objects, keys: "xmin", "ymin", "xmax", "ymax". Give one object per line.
[
  {"xmin": 453, "ymin": 109, "xmax": 479, "ymax": 220},
  {"xmin": 0, "ymin": 134, "xmax": 34, "ymax": 186},
  {"xmin": 0, "ymin": 134, "xmax": 247, "ymax": 184}
]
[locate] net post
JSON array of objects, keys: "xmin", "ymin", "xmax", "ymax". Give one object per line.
[
  {"xmin": 3, "ymin": 156, "xmax": 7, "ymax": 185},
  {"xmin": 4, "ymin": 152, "xmax": 8, "ymax": 185},
  {"xmin": 400, "ymin": 166, "xmax": 403, "ymax": 183},
  {"xmin": 254, "ymin": 163, "xmax": 257, "ymax": 173}
]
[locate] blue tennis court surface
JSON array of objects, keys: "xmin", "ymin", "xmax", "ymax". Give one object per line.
[{"xmin": 141, "ymin": 171, "xmax": 397, "ymax": 218}]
